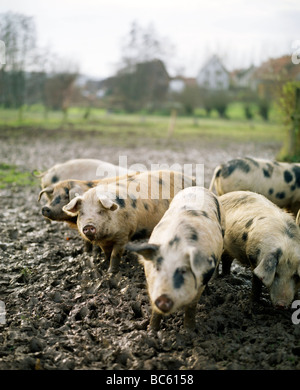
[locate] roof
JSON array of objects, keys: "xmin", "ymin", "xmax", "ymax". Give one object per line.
[
  {"xmin": 199, "ymin": 55, "xmax": 229, "ymax": 75},
  {"xmin": 254, "ymin": 55, "xmax": 300, "ymax": 81}
]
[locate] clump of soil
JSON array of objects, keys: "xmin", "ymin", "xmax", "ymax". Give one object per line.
[{"xmin": 0, "ymin": 127, "xmax": 299, "ymax": 370}]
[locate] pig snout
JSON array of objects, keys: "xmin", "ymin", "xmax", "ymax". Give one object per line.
[
  {"xmin": 83, "ymin": 225, "xmax": 96, "ymax": 241},
  {"xmin": 275, "ymin": 302, "xmax": 288, "ymax": 310},
  {"xmin": 42, "ymin": 206, "xmax": 52, "ymax": 217},
  {"xmin": 155, "ymin": 294, "xmax": 174, "ymax": 313}
]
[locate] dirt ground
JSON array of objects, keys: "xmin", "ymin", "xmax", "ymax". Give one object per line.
[{"xmin": 1, "ymin": 126, "xmax": 300, "ymax": 370}]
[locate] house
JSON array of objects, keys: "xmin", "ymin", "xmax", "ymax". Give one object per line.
[
  {"xmin": 196, "ymin": 55, "xmax": 230, "ymax": 90},
  {"xmin": 168, "ymin": 76, "xmax": 197, "ymax": 93},
  {"xmin": 253, "ymin": 55, "xmax": 300, "ymax": 98},
  {"xmin": 230, "ymin": 65, "xmax": 257, "ymax": 90}
]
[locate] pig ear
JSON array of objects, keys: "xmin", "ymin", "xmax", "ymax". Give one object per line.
[
  {"xmin": 253, "ymin": 252, "xmax": 279, "ymax": 287},
  {"xmin": 62, "ymin": 196, "xmax": 83, "ymax": 216},
  {"xmin": 98, "ymin": 195, "xmax": 119, "ymax": 211},
  {"xmin": 189, "ymin": 248, "xmax": 217, "ymax": 287},
  {"xmin": 38, "ymin": 186, "xmax": 54, "ymax": 202},
  {"xmin": 69, "ymin": 185, "xmax": 85, "ymax": 200},
  {"xmin": 126, "ymin": 243, "xmax": 160, "ymax": 261}
]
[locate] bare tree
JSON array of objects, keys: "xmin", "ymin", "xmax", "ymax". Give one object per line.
[
  {"xmin": 44, "ymin": 57, "xmax": 79, "ymax": 121},
  {"xmin": 120, "ymin": 21, "xmax": 174, "ymax": 69},
  {"xmin": 0, "ymin": 12, "xmax": 36, "ymax": 115}
]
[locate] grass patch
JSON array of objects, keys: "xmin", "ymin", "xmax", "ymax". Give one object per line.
[
  {"xmin": 0, "ymin": 163, "xmax": 38, "ymax": 189},
  {"xmin": 0, "ymin": 106, "xmax": 286, "ymax": 148}
]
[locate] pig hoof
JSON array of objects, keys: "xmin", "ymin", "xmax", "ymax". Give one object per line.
[{"xmin": 108, "ymin": 266, "xmax": 119, "ymax": 274}]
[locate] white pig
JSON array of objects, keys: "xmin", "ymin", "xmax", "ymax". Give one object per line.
[
  {"xmin": 127, "ymin": 186, "xmax": 225, "ymax": 330},
  {"xmin": 219, "ymin": 190, "xmax": 300, "ymax": 309},
  {"xmin": 63, "ymin": 170, "xmax": 196, "ymax": 273}
]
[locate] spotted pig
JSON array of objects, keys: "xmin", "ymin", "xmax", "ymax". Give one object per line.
[
  {"xmin": 35, "ymin": 158, "xmax": 133, "ymax": 190},
  {"xmin": 62, "ymin": 170, "xmax": 196, "ymax": 273},
  {"xmin": 38, "ymin": 173, "xmax": 136, "ymax": 227},
  {"xmin": 126, "ymin": 186, "xmax": 225, "ymax": 330},
  {"xmin": 209, "ymin": 157, "xmax": 300, "ymax": 216},
  {"xmin": 219, "ymin": 191, "xmax": 300, "ymax": 309}
]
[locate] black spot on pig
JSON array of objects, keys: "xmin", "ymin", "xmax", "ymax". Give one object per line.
[
  {"xmin": 143, "ymin": 202, "xmax": 149, "ymax": 210},
  {"xmin": 263, "ymin": 249, "xmax": 282, "ymax": 274},
  {"xmin": 245, "ymin": 157, "xmax": 259, "ymax": 167},
  {"xmin": 275, "ymin": 248, "xmax": 283, "ymax": 260},
  {"xmin": 51, "ymin": 195, "xmax": 61, "ymax": 206},
  {"xmin": 186, "ymin": 225, "xmax": 198, "ymax": 241},
  {"xmin": 184, "ymin": 209, "xmax": 202, "ymax": 217},
  {"xmin": 156, "ymin": 256, "xmax": 164, "ymax": 271},
  {"xmin": 51, "ymin": 175, "xmax": 59, "ymax": 183},
  {"xmin": 169, "ymin": 236, "xmax": 180, "ymax": 247},
  {"xmin": 268, "ymin": 188, "xmax": 274, "ymax": 195},
  {"xmin": 115, "ymin": 196, "xmax": 126, "ymax": 208},
  {"xmin": 222, "ymin": 159, "xmax": 251, "ymax": 178},
  {"xmin": 86, "ymin": 181, "xmax": 94, "ymax": 188},
  {"xmin": 284, "ymin": 221, "xmax": 298, "ymax": 239},
  {"xmin": 64, "ymin": 187, "xmax": 69, "ymax": 196},
  {"xmin": 263, "ymin": 163, "xmax": 274, "ymax": 178},
  {"xmin": 193, "ymin": 251, "xmax": 206, "ymax": 268},
  {"xmin": 291, "ymin": 185, "xmax": 296, "ymax": 191},
  {"xmin": 276, "ymin": 192, "xmax": 285, "ymax": 199},
  {"xmin": 227, "ymin": 194, "xmax": 254, "ymax": 208},
  {"xmin": 173, "ymin": 268, "xmax": 185, "ymax": 289},
  {"xmin": 242, "ymin": 232, "xmax": 248, "ymax": 242},
  {"xmin": 131, "ymin": 197, "xmax": 137, "ymax": 208},
  {"xmin": 284, "ymin": 170, "xmax": 293, "ymax": 183},
  {"xmin": 292, "ymin": 166, "xmax": 300, "ymax": 187},
  {"xmin": 245, "ymin": 218, "xmax": 253, "ymax": 229}
]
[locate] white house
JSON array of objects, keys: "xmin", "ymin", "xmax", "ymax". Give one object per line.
[
  {"xmin": 231, "ymin": 65, "xmax": 257, "ymax": 90},
  {"xmin": 196, "ymin": 55, "xmax": 230, "ymax": 90}
]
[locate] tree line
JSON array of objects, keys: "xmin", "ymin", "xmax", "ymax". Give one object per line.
[{"xmin": 0, "ymin": 13, "xmax": 299, "ymax": 128}]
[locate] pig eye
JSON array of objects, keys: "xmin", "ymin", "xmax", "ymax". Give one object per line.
[{"xmin": 178, "ymin": 266, "xmax": 188, "ymax": 275}]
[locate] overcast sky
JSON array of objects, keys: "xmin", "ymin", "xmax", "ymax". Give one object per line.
[{"xmin": 1, "ymin": 0, "xmax": 300, "ymax": 79}]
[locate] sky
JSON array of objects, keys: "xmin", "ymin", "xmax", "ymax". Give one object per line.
[{"xmin": 1, "ymin": 0, "xmax": 300, "ymax": 79}]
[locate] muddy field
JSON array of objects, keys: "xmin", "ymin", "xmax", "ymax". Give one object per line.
[{"xmin": 1, "ymin": 127, "xmax": 300, "ymax": 371}]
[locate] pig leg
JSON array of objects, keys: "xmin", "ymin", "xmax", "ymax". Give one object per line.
[
  {"xmin": 184, "ymin": 303, "xmax": 197, "ymax": 329},
  {"xmin": 92, "ymin": 245, "xmax": 102, "ymax": 257},
  {"xmin": 101, "ymin": 244, "xmax": 113, "ymax": 266},
  {"xmin": 221, "ymin": 251, "xmax": 233, "ymax": 276},
  {"xmin": 108, "ymin": 243, "xmax": 126, "ymax": 273},
  {"xmin": 150, "ymin": 310, "xmax": 162, "ymax": 331},
  {"xmin": 84, "ymin": 241, "xmax": 93, "ymax": 253},
  {"xmin": 251, "ymin": 273, "xmax": 263, "ymax": 302},
  {"xmin": 184, "ymin": 288, "xmax": 203, "ymax": 329}
]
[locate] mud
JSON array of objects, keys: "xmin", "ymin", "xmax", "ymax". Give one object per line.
[{"xmin": 1, "ymin": 127, "xmax": 300, "ymax": 370}]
